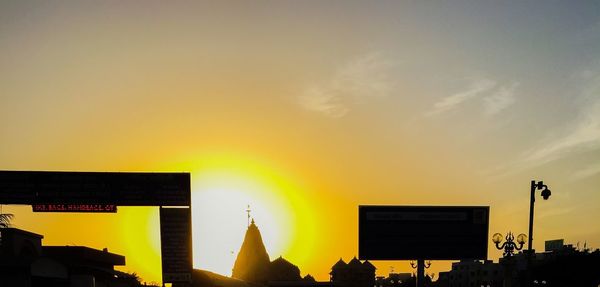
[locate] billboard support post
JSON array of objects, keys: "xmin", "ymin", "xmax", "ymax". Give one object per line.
[
  {"xmin": 416, "ymin": 259, "xmax": 425, "ymax": 287},
  {"xmin": 359, "ymin": 205, "xmax": 490, "ymax": 287}
]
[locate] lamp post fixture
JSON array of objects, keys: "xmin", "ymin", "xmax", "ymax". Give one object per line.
[
  {"xmin": 410, "ymin": 260, "xmax": 431, "ymax": 269},
  {"xmin": 493, "ymin": 232, "xmax": 527, "ymax": 287},
  {"xmin": 528, "ymin": 180, "xmax": 551, "ymax": 253},
  {"xmin": 493, "ymin": 232, "xmax": 527, "ymax": 257}
]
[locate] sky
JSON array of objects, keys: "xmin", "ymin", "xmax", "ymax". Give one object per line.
[{"xmin": 1, "ymin": 0, "xmax": 600, "ymax": 284}]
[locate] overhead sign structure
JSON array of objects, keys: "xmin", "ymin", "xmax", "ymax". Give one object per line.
[
  {"xmin": 0, "ymin": 170, "xmax": 192, "ymax": 285},
  {"xmin": 359, "ymin": 205, "xmax": 489, "ymax": 260},
  {"xmin": 160, "ymin": 207, "xmax": 193, "ymax": 283},
  {"xmin": 0, "ymin": 170, "xmax": 190, "ymax": 206}
]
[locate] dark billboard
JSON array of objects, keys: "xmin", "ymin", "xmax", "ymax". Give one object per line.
[
  {"xmin": 0, "ymin": 171, "xmax": 190, "ymax": 206},
  {"xmin": 359, "ymin": 205, "xmax": 489, "ymax": 260}
]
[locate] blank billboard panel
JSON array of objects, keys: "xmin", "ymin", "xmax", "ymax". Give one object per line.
[{"xmin": 359, "ymin": 205, "xmax": 489, "ymax": 260}]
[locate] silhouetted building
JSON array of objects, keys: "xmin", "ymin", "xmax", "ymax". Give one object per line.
[
  {"xmin": 375, "ymin": 273, "xmax": 412, "ymax": 287},
  {"xmin": 270, "ymin": 256, "xmax": 302, "ymax": 281},
  {"xmin": 330, "ymin": 257, "xmax": 376, "ymax": 287},
  {"xmin": 232, "ymin": 219, "xmax": 272, "ymax": 283},
  {"xmin": 232, "ymin": 219, "xmax": 307, "ymax": 285},
  {"xmin": 0, "ymin": 228, "xmax": 43, "ymax": 286},
  {"xmin": 0, "ymin": 228, "xmax": 139, "ymax": 287},
  {"xmin": 434, "ymin": 260, "xmax": 502, "ymax": 287},
  {"xmin": 269, "ymin": 281, "xmax": 334, "ymax": 287},
  {"xmin": 501, "ymin": 243, "xmax": 600, "ymax": 287},
  {"xmin": 266, "ymin": 271, "xmax": 336, "ymax": 287},
  {"xmin": 433, "ymin": 241, "xmax": 600, "ymax": 287}
]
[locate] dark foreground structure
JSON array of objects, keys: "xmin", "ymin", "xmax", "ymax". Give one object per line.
[
  {"xmin": 0, "ymin": 228, "xmax": 140, "ymax": 287},
  {"xmin": 434, "ymin": 243, "xmax": 600, "ymax": 287}
]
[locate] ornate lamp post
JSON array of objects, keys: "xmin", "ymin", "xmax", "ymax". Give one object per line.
[
  {"xmin": 493, "ymin": 232, "xmax": 527, "ymax": 257},
  {"xmin": 410, "ymin": 260, "xmax": 431, "ymax": 269},
  {"xmin": 493, "ymin": 232, "xmax": 527, "ymax": 287}
]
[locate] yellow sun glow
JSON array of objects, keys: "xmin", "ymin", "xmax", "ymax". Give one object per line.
[{"xmin": 167, "ymin": 153, "xmax": 317, "ymax": 276}]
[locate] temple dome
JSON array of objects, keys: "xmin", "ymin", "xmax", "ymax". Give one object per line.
[{"xmin": 269, "ymin": 256, "xmax": 301, "ymax": 281}]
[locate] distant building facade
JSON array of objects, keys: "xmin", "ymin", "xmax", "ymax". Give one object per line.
[
  {"xmin": 435, "ymin": 260, "xmax": 502, "ymax": 287},
  {"xmin": 0, "ymin": 228, "xmax": 139, "ymax": 287},
  {"xmin": 330, "ymin": 257, "xmax": 376, "ymax": 287},
  {"xmin": 375, "ymin": 272, "xmax": 413, "ymax": 287},
  {"xmin": 433, "ymin": 241, "xmax": 600, "ymax": 287}
]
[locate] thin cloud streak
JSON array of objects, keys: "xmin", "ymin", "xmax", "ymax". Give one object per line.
[
  {"xmin": 425, "ymin": 78, "xmax": 496, "ymax": 116},
  {"xmin": 523, "ymin": 98, "xmax": 600, "ymax": 165},
  {"xmin": 571, "ymin": 162, "xmax": 600, "ymax": 181},
  {"xmin": 483, "ymin": 83, "xmax": 519, "ymax": 116},
  {"xmin": 487, "ymin": 70, "xmax": 600, "ymax": 179},
  {"xmin": 298, "ymin": 53, "xmax": 395, "ymax": 118},
  {"xmin": 426, "ymin": 78, "xmax": 519, "ymax": 117}
]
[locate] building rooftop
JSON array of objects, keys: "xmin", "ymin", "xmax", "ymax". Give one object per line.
[{"xmin": 42, "ymin": 246, "xmax": 125, "ymax": 266}]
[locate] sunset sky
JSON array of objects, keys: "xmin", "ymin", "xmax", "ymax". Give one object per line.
[{"xmin": 1, "ymin": 1, "xmax": 600, "ymax": 284}]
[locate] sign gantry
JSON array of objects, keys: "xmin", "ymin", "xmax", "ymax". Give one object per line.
[{"xmin": 0, "ymin": 170, "xmax": 193, "ymax": 285}]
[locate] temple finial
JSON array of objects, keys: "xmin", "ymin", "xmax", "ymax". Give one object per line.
[{"xmin": 246, "ymin": 204, "xmax": 251, "ymax": 227}]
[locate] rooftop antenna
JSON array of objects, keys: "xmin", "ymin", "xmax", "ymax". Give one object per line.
[{"xmin": 246, "ymin": 204, "xmax": 251, "ymax": 227}]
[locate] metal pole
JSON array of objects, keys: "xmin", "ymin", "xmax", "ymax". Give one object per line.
[
  {"xmin": 416, "ymin": 259, "xmax": 425, "ymax": 287},
  {"xmin": 528, "ymin": 180, "xmax": 535, "ymax": 252},
  {"xmin": 502, "ymin": 258, "xmax": 514, "ymax": 287},
  {"xmin": 527, "ymin": 180, "xmax": 537, "ymax": 287}
]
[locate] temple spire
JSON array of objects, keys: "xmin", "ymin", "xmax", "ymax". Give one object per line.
[
  {"xmin": 232, "ymin": 219, "xmax": 270, "ymax": 283},
  {"xmin": 246, "ymin": 204, "xmax": 251, "ymax": 227}
]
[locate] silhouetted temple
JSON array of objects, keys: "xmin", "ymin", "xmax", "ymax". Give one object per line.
[
  {"xmin": 330, "ymin": 257, "xmax": 376, "ymax": 287},
  {"xmin": 232, "ymin": 219, "xmax": 271, "ymax": 283},
  {"xmin": 232, "ymin": 219, "xmax": 304, "ymax": 284}
]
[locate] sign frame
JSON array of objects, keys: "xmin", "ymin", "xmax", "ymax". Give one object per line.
[
  {"xmin": 359, "ymin": 205, "xmax": 490, "ymax": 260},
  {"xmin": 0, "ymin": 170, "xmax": 193, "ymax": 284}
]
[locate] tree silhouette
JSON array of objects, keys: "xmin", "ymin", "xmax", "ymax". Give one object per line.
[{"xmin": 0, "ymin": 205, "xmax": 14, "ymax": 228}]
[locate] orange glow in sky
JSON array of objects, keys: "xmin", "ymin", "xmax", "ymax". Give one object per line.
[{"xmin": 2, "ymin": 1, "xmax": 600, "ymax": 285}]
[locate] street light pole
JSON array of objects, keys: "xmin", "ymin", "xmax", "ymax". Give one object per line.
[
  {"xmin": 527, "ymin": 180, "xmax": 551, "ymax": 287},
  {"xmin": 528, "ymin": 180, "xmax": 551, "ymax": 253},
  {"xmin": 528, "ymin": 180, "xmax": 536, "ymax": 252}
]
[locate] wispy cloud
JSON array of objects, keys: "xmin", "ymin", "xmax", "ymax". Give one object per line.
[
  {"xmin": 425, "ymin": 78, "xmax": 497, "ymax": 116},
  {"xmin": 522, "ymin": 67, "xmax": 600, "ymax": 166},
  {"xmin": 489, "ymin": 69, "xmax": 600, "ymax": 178},
  {"xmin": 537, "ymin": 207, "xmax": 575, "ymax": 220},
  {"xmin": 523, "ymin": 98, "xmax": 600, "ymax": 165},
  {"xmin": 425, "ymin": 77, "xmax": 519, "ymax": 117},
  {"xmin": 298, "ymin": 53, "xmax": 395, "ymax": 118},
  {"xmin": 571, "ymin": 162, "xmax": 600, "ymax": 181},
  {"xmin": 483, "ymin": 83, "xmax": 519, "ymax": 116}
]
